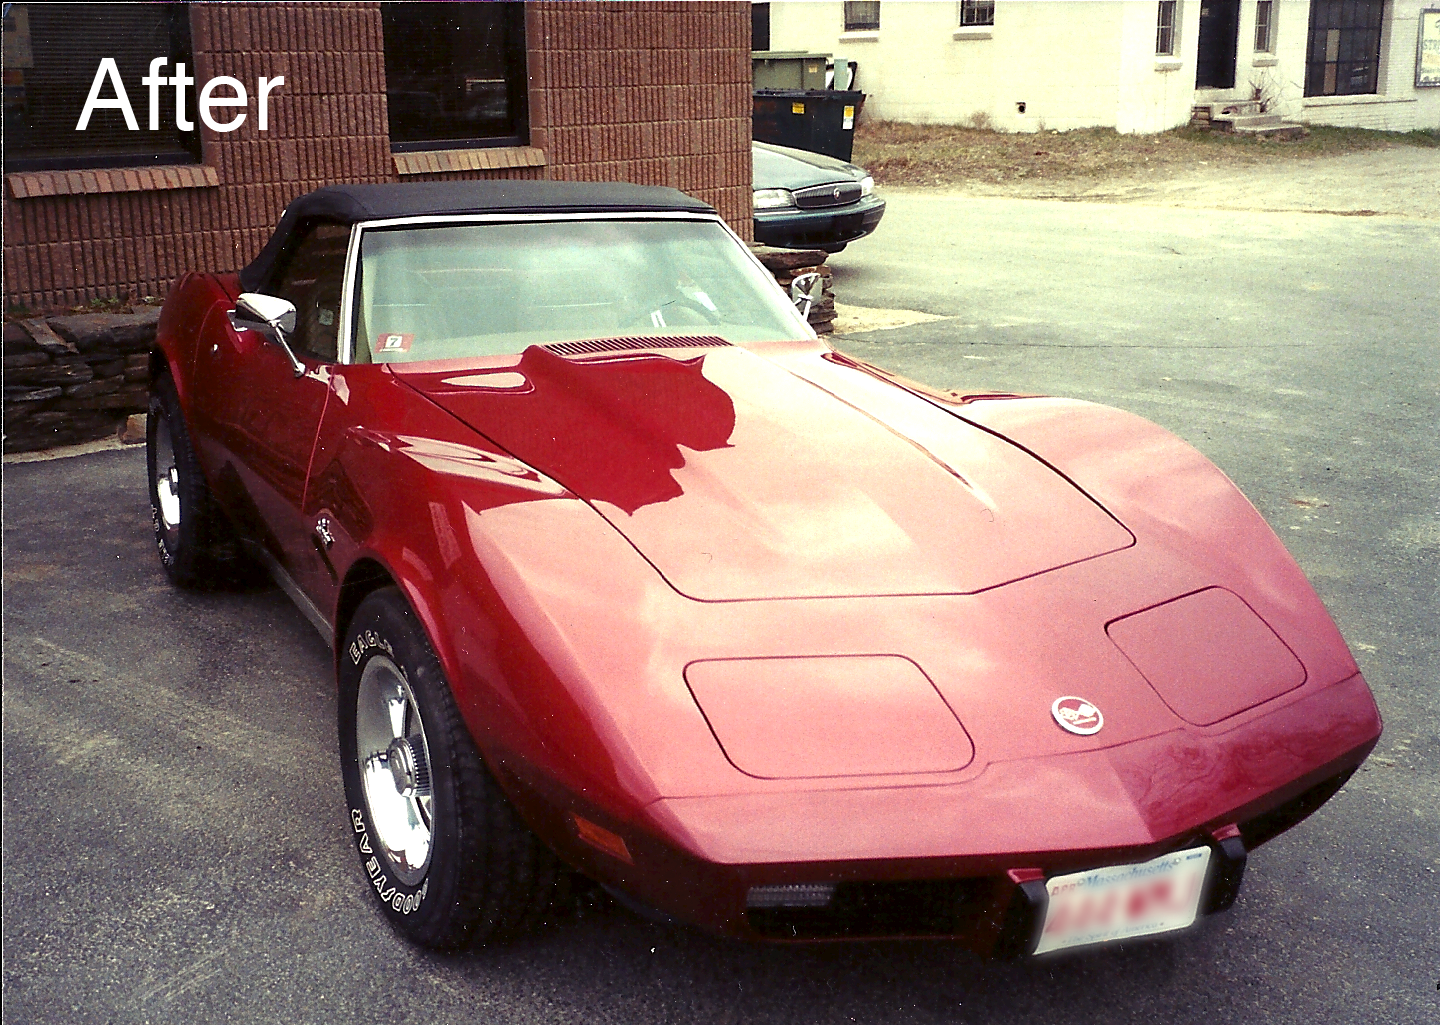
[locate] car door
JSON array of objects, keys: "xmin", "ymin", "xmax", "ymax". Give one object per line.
[{"xmin": 189, "ymin": 223, "xmax": 351, "ymax": 601}]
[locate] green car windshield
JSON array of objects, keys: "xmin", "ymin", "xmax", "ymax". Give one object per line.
[{"xmin": 353, "ymin": 218, "xmax": 810, "ymax": 363}]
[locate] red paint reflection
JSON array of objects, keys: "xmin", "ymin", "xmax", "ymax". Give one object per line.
[{"xmin": 421, "ymin": 346, "xmax": 737, "ymax": 515}]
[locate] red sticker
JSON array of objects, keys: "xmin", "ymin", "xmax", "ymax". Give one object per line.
[{"xmin": 374, "ymin": 332, "xmax": 414, "ymax": 354}]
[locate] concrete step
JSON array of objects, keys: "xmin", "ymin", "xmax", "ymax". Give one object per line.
[
  {"xmin": 1230, "ymin": 120, "xmax": 1308, "ymax": 138},
  {"xmin": 1207, "ymin": 100, "xmax": 1265, "ymax": 118},
  {"xmin": 1223, "ymin": 113, "xmax": 1284, "ymax": 128}
]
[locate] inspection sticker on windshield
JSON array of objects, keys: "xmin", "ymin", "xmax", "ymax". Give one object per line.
[
  {"xmin": 375, "ymin": 333, "xmax": 414, "ymax": 354},
  {"xmin": 1033, "ymin": 846, "xmax": 1211, "ymax": 954}
]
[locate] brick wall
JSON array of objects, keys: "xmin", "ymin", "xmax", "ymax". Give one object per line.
[
  {"xmin": 526, "ymin": 2, "xmax": 753, "ymax": 230},
  {"xmin": 1300, "ymin": 97, "xmax": 1425, "ymax": 131},
  {"xmin": 2, "ymin": 1, "xmax": 752, "ymax": 311}
]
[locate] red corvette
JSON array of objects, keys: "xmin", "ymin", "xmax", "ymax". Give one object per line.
[{"xmin": 148, "ymin": 182, "xmax": 1381, "ymax": 956}]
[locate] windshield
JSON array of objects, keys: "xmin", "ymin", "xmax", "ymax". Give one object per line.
[{"xmin": 352, "ymin": 218, "xmax": 810, "ymax": 363}]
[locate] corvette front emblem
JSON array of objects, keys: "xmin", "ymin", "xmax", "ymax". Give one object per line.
[{"xmin": 1052, "ymin": 696, "xmax": 1104, "ymax": 735}]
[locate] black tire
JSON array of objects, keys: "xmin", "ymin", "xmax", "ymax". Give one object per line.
[
  {"xmin": 147, "ymin": 372, "xmax": 245, "ymax": 588},
  {"xmin": 338, "ymin": 587, "xmax": 564, "ymax": 949}
]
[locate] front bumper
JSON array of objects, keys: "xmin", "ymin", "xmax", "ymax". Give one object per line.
[
  {"xmin": 753, "ymin": 195, "xmax": 886, "ymax": 249},
  {"xmin": 538, "ymin": 672, "xmax": 1378, "ymax": 952}
]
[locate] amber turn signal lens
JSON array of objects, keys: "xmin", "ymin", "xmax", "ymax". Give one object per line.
[{"xmin": 571, "ymin": 813, "xmax": 633, "ymax": 864}]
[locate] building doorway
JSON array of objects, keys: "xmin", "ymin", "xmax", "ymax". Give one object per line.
[{"xmin": 1196, "ymin": 0, "xmax": 1241, "ymax": 89}]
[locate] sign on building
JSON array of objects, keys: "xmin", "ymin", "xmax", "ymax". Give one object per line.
[{"xmin": 1419, "ymin": 8, "xmax": 1440, "ymax": 87}]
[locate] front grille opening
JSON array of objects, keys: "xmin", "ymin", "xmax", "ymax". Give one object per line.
[
  {"xmin": 747, "ymin": 878, "xmax": 991, "ymax": 940},
  {"xmin": 1240, "ymin": 766, "xmax": 1356, "ymax": 851},
  {"xmin": 793, "ymin": 182, "xmax": 863, "ymax": 209}
]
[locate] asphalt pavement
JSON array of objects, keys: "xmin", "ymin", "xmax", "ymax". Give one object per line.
[{"xmin": 4, "ymin": 185, "xmax": 1438, "ymax": 1025}]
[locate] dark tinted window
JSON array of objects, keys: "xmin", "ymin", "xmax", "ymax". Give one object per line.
[
  {"xmin": 752, "ymin": 3, "xmax": 770, "ymax": 51},
  {"xmin": 274, "ymin": 223, "xmax": 351, "ymax": 363},
  {"xmin": 959, "ymin": 2, "xmax": 995, "ymax": 27},
  {"xmin": 1, "ymin": 3, "xmax": 199, "ymax": 172},
  {"xmin": 844, "ymin": 2, "xmax": 880, "ymax": 32},
  {"xmin": 381, "ymin": 1, "xmax": 528, "ymax": 151},
  {"xmin": 1156, "ymin": 1, "xmax": 1178, "ymax": 55},
  {"xmin": 1305, "ymin": 0, "xmax": 1385, "ymax": 96},
  {"xmin": 1255, "ymin": 0, "xmax": 1275, "ymax": 52}
]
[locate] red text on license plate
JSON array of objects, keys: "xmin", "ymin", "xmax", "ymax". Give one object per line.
[{"xmin": 1033, "ymin": 846, "xmax": 1212, "ymax": 954}]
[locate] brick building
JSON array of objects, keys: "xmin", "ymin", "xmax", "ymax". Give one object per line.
[{"xmin": 2, "ymin": 1, "xmax": 754, "ymax": 311}]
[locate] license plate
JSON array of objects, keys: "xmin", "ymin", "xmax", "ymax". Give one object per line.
[{"xmin": 1033, "ymin": 846, "xmax": 1212, "ymax": 954}]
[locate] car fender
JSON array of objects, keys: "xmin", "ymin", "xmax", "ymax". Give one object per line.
[
  {"xmin": 154, "ymin": 272, "xmax": 238, "ymax": 405},
  {"xmin": 957, "ymin": 395, "xmax": 1362, "ymax": 693},
  {"xmin": 322, "ymin": 426, "xmax": 665, "ymax": 853}
]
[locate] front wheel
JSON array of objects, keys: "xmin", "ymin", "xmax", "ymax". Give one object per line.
[
  {"xmin": 147, "ymin": 372, "xmax": 244, "ymax": 587},
  {"xmin": 338, "ymin": 588, "xmax": 564, "ymax": 948}
]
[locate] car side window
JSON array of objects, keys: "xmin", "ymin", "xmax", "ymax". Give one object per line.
[{"xmin": 272, "ymin": 222, "xmax": 351, "ymax": 363}]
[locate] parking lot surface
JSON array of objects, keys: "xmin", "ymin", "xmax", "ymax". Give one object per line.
[{"xmin": 5, "ymin": 187, "xmax": 1438, "ymax": 1025}]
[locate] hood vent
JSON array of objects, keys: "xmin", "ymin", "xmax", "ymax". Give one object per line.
[{"xmin": 542, "ymin": 335, "xmax": 732, "ymax": 357}]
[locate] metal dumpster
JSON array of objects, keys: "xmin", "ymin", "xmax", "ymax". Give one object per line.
[
  {"xmin": 751, "ymin": 51, "xmax": 831, "ymax": 91},
  {"xmin": 752, "ymin": 89, "xmax": 864, "ymax": 162}
]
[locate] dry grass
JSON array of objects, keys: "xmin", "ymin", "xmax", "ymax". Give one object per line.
[{"xmin": 852, "ymin": 120, "xmax": 1439, "ymax": 188}]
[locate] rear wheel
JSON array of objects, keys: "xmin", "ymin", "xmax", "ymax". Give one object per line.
[
  {"xmin": 338, "ymin": 587, "xmax": 564, "ymax": 948},
  {"xmin": 147, "ymin": 373, "xmax": 244, "ymax": 588}
]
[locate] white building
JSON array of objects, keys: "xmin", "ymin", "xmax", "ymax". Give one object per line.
[{"xmin": 756, "ymin": 1, "xmax": 1440, "ymax": 133}]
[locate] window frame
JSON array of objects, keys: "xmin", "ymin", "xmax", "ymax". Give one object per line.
[
  {"xmin": 958, "ymin": 1, "xmax": 995, "ymax": 28},
  {"xmin": 270, "ymin": 221, "xmax": 355, "ymax": 364},
  {"xmin": 1156, "ymin": 1, "xmax": 1179, "ymax": 56},
  {"xmin": 843, "ymin": 1, "xmax": 881, "ymax": 33},
  {"xmin": 1254, "ymin": 0, "xmax": 1275, "ymax": 53},
  {"xmin": 337, "ymin": 212, "xmax": 817, "ymax": 366},
  {"xmin": 1, "ymin": 2, "xmax": 201, "ymax": 174},
  {"xmin": 380, "ymin": 0, "xmax": 530, "ymax": 154},
  {"xmin": 1304, "ymin": 0, "xmax": 1387, "ymax": 97}
]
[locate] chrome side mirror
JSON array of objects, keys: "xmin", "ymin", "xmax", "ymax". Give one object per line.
[
  {"xmin": 233, "ymin": 292, "xmax": 304, "ymax": 376},
  {"xmin": 790, "ymin": 271, "xmax": 825, "ymax": 321},
  {"xmin": 235, "ymin": 292, "xmax": 297, "ymax": 334}
]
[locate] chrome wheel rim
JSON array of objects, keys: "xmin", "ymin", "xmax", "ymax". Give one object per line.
[
  {"xmin": 355, "ymin": 656, "xmax": 434, "ymax": 885},
  {"xmin": 152, "ymin": 412, "xmax": 182, "ymax": 537}
]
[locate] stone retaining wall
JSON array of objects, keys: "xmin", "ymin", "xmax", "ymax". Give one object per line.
[
  {"xmin": 3, "ymin": 308, "xmax": 159, "ymax": 452},
  {"xmin": 750, "ymin": 246, "xmax": 836, "ymax": 335}
]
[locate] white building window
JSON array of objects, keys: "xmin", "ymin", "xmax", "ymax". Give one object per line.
[
  {"xmin": 1156, "ymin": 0, "xmax": 1178, "ymax": 56},
  {"xmin": 1152, "ymin": 0, "xmax": 1175, "ymax": 54},
  {"xmin": 844, "ymin": 2, "xmax": 880, "ymax": 32},
  {"xmin": 958, "ymin": 1, "xmax": 995, "ymax": 27},
  {"xmin": 1254, "ymin": 0, "xmax": 1275, "ymax": 53},
  {"xmin": 1304, "ymin": 0, "xmax": 1385, "ymax": 96}
]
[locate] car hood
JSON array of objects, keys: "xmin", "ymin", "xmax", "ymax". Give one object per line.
[
  {"xmin": 753, "ymin": 140, "xmax": 867, "ymax": 191},
  {"xmin": 395, "ymin": 343, "xmax": 1133, "ymax": 601}
]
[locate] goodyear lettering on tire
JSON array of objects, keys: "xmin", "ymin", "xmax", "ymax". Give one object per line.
[{"xmin": 350, "ymin": 807, "xmax": 427, "ymax": 914}]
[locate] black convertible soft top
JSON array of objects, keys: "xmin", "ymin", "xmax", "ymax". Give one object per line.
[{"xmin": 239, "ymin": 181, "xmax": 716, "ymax": 292}]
